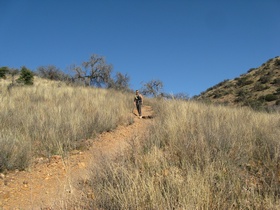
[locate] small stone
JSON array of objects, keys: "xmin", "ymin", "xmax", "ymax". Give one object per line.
[
  {"xmin": 78, "ymin": 162, "xmax": 86, "ymax": 168},
  {"xmin": 87, "ymin": 192, "xmax": 95, "ymax": 199},
  {"xmin": 51, "ymin": 155, "xmax": 62, "ymax": 162},
  {"xmin": 70, "ymin": 150, "xmax": 80, "ymax": 155},
  {"xmin": 0, "ymin": 173, "xmax": 5, "ymax": 179}
]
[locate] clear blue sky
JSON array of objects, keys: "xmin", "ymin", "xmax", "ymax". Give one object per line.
[{"xmin": 1, "ymin": 0, "xmax": 279, "ymax": 96}]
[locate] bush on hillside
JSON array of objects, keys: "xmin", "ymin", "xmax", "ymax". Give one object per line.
[
  {"xmin": 275, "ymin": 88, "xmax": 280, "ymax": 95},
  {"xmin": 0, "ymin": 67, "xmax": 9, "ymax": 79},
  {"xmin": 17, "ymin": 67, "xmax": 34, "ymax": 85},
  {"xmin": 253, "ymin": 83, "xmax": 269, "ymax": 91},
  {"xmin": 236, "ymin": 77, "xmax": 254, "ymax": 87},
  {"xmin": 245, "ymin": 99, "xmax": 264, "ymax": 111},
  {"xmin": 275, "ymin": 100, "xmax": 280, "ymax": 105},
  {"xmin": 37, "ymin": 65, "xmax": 70, "ymax": 81},
  {"xmin": 213, "ymin": 79, "xmax": 229, "ymax": 88},
  {"xmin": 274, "ymin": 59, "xmax": 280, "ymax": 66},
  {"xmin": 107, "ymin": 72, "xmax": 131, "ymax": 92},
  {"xmin": 259, "ymin": 94, "xmax": 278, "ymax": 102},
  {"xmin": 271, "ymin": 78, "xmax": 280, "ymax": 86},
  {"xmin": 259, "ymin": 75, "xmax": 271, "ymax": 84},
  {"xmin": 247, "ymin": 68, "xmax": 256, "ymax": 73}
]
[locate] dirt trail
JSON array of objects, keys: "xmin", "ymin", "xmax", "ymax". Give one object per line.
[{"xmin": 0, "ymin": 106, "xmax": 154, "ymax": 209}]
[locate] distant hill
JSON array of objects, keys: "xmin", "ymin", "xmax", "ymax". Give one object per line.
[{"xmin": 196, "ymin": 56, "xmax": 280, "ymax": 110}]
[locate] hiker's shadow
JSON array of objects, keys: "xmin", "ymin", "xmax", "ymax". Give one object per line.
[
  {"xmin": 142, "ymin": 116, "xmax": 153, "ymax": 119},
  {"xmin": 133, "ymin": 113, "xmax": 153, "ymax": 119},
  {"xmin": 132, "ymin": 111, "xmax": 154, "ymax": 119}
]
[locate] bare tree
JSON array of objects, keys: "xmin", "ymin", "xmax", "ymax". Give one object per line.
[
  {"xmin": 37, "ymin": 65, "xmax": 70, "ymax": 81},
  {"xmin": 141, "ymin": 79, "xmax": 164, "ymax": 97},
  {"xmin": 9, "ymin": 68, "xmax": 19, "ymax": 84},
  {"xmin": 164, "ymin": 92, "xmax": 189, "ymax": 100},
  {"xmin": 71, "ymin": 64, "xmax": 89, "ymax": 86},
  {"xmin": 82, "ymin": 54, "xmax": 112, "ymax": 87},
  {"xmin": 108, "ymin": 72, "xmax": 130, "ymax": 91}
]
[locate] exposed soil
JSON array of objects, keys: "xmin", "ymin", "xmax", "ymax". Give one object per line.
[{"xmin": 0, "ymin": 106, "xmax": 154, "ymax": 210}]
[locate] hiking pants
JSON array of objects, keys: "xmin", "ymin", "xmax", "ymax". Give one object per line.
[{"xmin": 136, "ymin": 102, "xmax": 142, "ymax": 116}]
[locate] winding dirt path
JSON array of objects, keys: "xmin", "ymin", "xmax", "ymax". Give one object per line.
[{"xmin": 0, "ymin": 106, "xmax": 154, "ymax": 209}]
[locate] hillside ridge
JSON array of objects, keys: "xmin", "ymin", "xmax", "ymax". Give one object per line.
[{"xmin": 196, "ymin": 56, "xmax": 280, "ymax": 109}]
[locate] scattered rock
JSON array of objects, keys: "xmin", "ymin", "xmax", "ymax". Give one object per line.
[
  {"xmin": 87, "ymin": 192, "xmax": 95, "ymax": 199},
  {"xmin": 34, "ymin": 157, "xmax": 48, "ymax": 165},
  {"xmin": 78, "ymin": 162, "xmax": 86, "ymax": 168},
  {"xmin": 0, "ymin": 173, "xmax": 5, "ymax": 179},
  {"xmin": 51, "ymin": 155, "xmax": 62, "ymax": 161},
  {"xmin": 70, "ymin": 150, "xmax": 80, "ymax": 155},
  {"xmin": 65, "ymin": 189, "xmax": 71, "ymax": 193}
]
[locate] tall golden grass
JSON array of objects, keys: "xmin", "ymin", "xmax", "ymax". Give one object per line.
[
  {"xmin": 89, "ymin": 99, "xmax": 280, "ymax": 209},
  {"xmin": 0, "ymin": 77, "xmax": 133, "ymax": 171}
]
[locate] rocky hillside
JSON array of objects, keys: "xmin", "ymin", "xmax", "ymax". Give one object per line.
[{"xmin": 196, "ymin": 56, "xmax": 280, "ymax": 110}]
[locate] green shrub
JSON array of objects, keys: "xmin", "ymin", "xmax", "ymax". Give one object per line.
[
  {"xmin": 213, "ymin": 79, "xmax": 229, "ymax": 89},
  {"xmin": 236, "ymin": 89, "xmax": 247, "ymax": 97},
  {"xmin": 274, "ymin": 59, "xmax": 280, "ymax": 66},
  {"xmin": 275, "ymin": 88, "xmax": 280, "ymax": 95},
  {"xmin": 259, "ymin": 94, "xmax": 278, "ymax": 102},
  {"xmin": 271, "ymin": 78, "xmax": 280, "ymax": 86},
  {"xmin": 244, "ymin": 80, "xmax": 254, "ymax": 85},
  {"xmin": 0, "ymin": 67, "xmax": 9, "ymax": 79},
  {"xmin": 236, "ymin": 77, "xmax": 253, "ymax": 87},
  {"xmin": 253, "ymin": 83, "xmax": 268, "ymax": 91},
  {"xmin": 245, "ymin": 99, "xmax": 264, "ymax": 110},
  {"xmin": 247, "ymin": 68, "xmax": 256, "ymax": 73},
  {"xmin": 259, "ymin": 75, "xmax": 271, "ymax": 84},
  {"xmin": 17, "ymin": 67, "xmax": 34, "ymax": 85}
]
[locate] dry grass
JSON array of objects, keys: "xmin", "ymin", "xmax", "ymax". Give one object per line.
[
  {"xmin": 0, "ymin": 77, "xmax": 133, "ymax": 171},
  {"xmin": 2, "ymin": 76, "xmax": 280, "ymax": 209},
  {"xmin": 88, "ymin": 99, "xmax": 280, "ymax": 209}
]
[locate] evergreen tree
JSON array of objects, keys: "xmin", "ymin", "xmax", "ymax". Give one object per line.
[{"xmin": 17, "ymin": 66, "xmax": 34, "ymax": 85}]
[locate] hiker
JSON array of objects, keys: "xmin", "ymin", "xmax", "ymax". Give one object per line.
[{"xmin": 134, "ymin": 90, "xmax": 143, "ymax": 118}]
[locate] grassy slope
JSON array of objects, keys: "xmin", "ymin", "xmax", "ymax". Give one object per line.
[
  {"xmin": 89, "ymin": 99, "xmax": 280, "ymax": 209},
  {"xmin": 0, "ymin": 77, "xmax": 134, "ymax": 171},
  {"xmin": 1, "ymin": 76, "xmax": 280, "ymax": 209}
]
